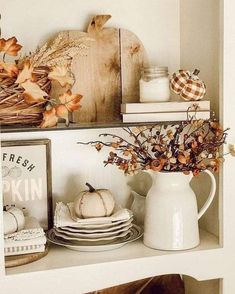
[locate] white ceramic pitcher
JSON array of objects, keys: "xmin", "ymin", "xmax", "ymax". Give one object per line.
[{"xmin": 143, "ymin": 170, "xmax": 216, "ymax": 250}]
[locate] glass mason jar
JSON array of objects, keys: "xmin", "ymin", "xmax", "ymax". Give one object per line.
[{"xmin": 139, "ymin": 66, "xmax": 170, "ymax": 102}]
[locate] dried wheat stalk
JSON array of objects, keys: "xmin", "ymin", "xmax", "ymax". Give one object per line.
[{"xmin": 30, "ymin": 33, "xmax": 93, "ymax": 68}]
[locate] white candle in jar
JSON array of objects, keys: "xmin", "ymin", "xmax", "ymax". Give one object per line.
[{"xmin": 139, "ymin": 66, "xmax": 170, "ymax": 102}]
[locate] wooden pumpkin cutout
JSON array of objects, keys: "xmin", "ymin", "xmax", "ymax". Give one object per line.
[
  {"xmin": 49, "ymin": 15, "xmax": 148, "ymax": 123},
  {"xmin": 170, "ymin": 69, "xmax": 206, "ymax": 101}
]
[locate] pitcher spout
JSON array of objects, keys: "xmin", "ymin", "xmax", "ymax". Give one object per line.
[{"xmin": 143, "ymin": 169, "xmax": 155, "ymax": 181}]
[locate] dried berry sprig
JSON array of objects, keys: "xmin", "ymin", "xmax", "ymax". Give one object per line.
[{"xmin": 78, "ymin": 111, "xmax": 229, "ymax": 176}]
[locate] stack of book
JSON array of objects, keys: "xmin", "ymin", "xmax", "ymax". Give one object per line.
[{"xmin": 121, "ymin": 101, "xmax": 210, "ymax": 123}]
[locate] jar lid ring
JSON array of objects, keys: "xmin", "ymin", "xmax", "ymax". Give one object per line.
[{"xmin": 142, "ymin": 66, "xmax": 168, "ymax": 70}]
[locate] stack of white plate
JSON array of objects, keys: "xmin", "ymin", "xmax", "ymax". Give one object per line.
[
  {"xmin": 54, "ymin": 217, "xmax": 133, "ymax": 241},
  {"xmin": 47, "ymin": 203, "xmax": 143, "ymax": 251},
  {"xmin": 47, "ymin": 224, "xmax": 143, "ymax": 252},
  {"xmin": 47, "ymin": 219, "xmax": 143, "ymax": 252}
]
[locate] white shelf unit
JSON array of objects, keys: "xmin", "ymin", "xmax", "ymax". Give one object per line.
[
  {"xmin": 1, "ymin": 0, "xmax": 235, "ymax": 293},
  {"xmin": 5, "ymin": 230, "xmax": 219, "ymax": 276}
]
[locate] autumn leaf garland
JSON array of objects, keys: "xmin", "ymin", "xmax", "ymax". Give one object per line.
[
  {"xmin": 0, "ymin": 34, "xmax": 86, "ymax": 128},
  {"xmin": 14, "ymin": 59, "xmax": 83, "ymax": 127}
]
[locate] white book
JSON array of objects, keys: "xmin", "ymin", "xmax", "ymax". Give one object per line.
[
  {"xmin": 122, "ymin": 111, "xmax": 210, "ymax": 123},
  {"xmin": 121, "ymin": 100, "xmax": 210, "ymax": 114}
]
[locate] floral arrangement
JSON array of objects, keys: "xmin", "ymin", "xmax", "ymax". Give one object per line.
[
  {"xmin": 0, "ymin": 32, "xmax": 91, "ymax": 127},
  {"xmin": 78, "ymin": 111, "xmax": 229, "ymax": 176}
]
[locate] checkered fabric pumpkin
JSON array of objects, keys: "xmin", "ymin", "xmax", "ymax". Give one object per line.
[{"xmin": 170, "ymin": 69, "xmax": 206, "ymax": 101}]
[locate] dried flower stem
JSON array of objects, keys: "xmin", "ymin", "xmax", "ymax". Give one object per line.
[{"xmin": 78, "ymin": 111, "xmax": 229, "ymax": 175}]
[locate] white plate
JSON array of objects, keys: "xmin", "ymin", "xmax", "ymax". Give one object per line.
[
  {"xmin": 59, "ymin": 218, "xmax": 133, "ymax": 233},
  {"xmin": 53, "ymin": 226, "xmax": 131, "ymax": 242},
  {"xmin": 55, "ymin": 223, "xmax": 132, "ymax": 238},
  {"xmin": 62, "ymin": 217, "xmax": 132, "ymax": 230},
  {"xmin": 46, "ymin": 224, "xmax": 143, "ymax": 252}
]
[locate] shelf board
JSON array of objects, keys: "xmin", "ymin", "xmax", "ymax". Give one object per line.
[
  {"xmin": 6, "ymin": 229, "xmax": 220, "ymax": 276},
  {"xmin": 0, "ymin": 120, "xmax": 182, "ymax": 134}
]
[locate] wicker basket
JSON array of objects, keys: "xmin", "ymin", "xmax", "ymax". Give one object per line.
[{"xmin": 0, "ymin": 67, "xmax": 51, "ymax": 126}]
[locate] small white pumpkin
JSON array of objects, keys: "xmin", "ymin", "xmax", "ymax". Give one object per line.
[
  {"xmin": 3, "ymin": 207, "xmax": 25, "ymax": 235},
  {"xmin": 74, "ymin": 183, "xmax": 115, "ymax": 218}
]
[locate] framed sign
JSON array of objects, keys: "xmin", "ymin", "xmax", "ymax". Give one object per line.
[{"xmin": 1, "ymin": 139, "xmax": 52, "ymax": 229}]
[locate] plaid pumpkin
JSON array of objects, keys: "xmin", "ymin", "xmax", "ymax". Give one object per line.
[{"xmin": 170, "ymin": 69, "xmax": 206, "ymax": 101}]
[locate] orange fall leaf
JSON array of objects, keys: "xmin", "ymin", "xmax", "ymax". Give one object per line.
[
  {"xmin": 40, "ymin": 108, "xmax": 58, "ymax": 128},
  {"xmin": 22, "ymin": 80, "xmax": 48, "ymax": 105},
  {"xmin": 48, "ymin": 66, "xmax": 74, "ymax": 87},
  {"xmin": 0, "ymin": 37, "xmax": 22, "ymax": 56},
  {"xmin": 59, "ymin": 90, "xmax": 82, "ymax": 112},
  {"xmin": 55, "ymin": 104, "xmax": 69, "ymax": 125},
  {"xmin": 0, "ymin": 62, "xmax": 19, "ymax": 78},
  {"xmin": 16, "ymin": 60, "xmax": 34, "ymax": 84}
]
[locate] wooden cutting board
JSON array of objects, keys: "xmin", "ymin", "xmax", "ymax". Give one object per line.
[
  {"xmin": 5, "ymin": 245, "xmax": 48, "ymax": 268},
  {"xmin": 52, "ymin": 15, "xmax": 148, "ymax": 123}
]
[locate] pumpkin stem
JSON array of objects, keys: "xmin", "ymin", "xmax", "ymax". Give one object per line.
[
  {"xmin": 193, "ymin": 69, "xmax": 200, "ymax": 76},
  {"xmin": 87, "ymin": 15, "xmax": 112, "ymax": 34},
  {"xmin": 85, "ymin": 183, "xmax": 96, "ymax": 192}
]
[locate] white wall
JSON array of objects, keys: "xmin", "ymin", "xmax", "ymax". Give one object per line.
[
  {"xmin": 180, "ymin": 0, "xmax": 221, "ymax": 238},
  {"xmin": 180, "ymin": 0, "xmax": 220, "ymax": 116},
  {"xmin": 1, "ymin": 0, "xmax": 180, "ymax": 73},
  {"xmin": 0, "ymin": 0, "xmax": 180, "ymax": 207},
  {"xmin": 1, "ymin": 128, "xmax": 134, "ymax": 207}
]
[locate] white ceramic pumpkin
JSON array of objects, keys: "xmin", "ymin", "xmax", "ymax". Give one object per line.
[
  {"xmin": 3, "ymin": 207, "xmax": 25, "ymax": 235},
  {"xmin": 74, "ymin": 183, "xmax": 115, "ymax": 218}
]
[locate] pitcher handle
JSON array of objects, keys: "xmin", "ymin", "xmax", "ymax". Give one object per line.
[{"xmin": 198, "ymin": 169, "xmax": 216, "ymax": 220}]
